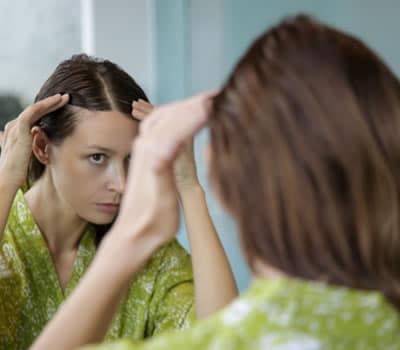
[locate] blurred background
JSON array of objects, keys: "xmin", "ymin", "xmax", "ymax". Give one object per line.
[{"xmin": 1, "ymin": 0, "xmax": 399, "ymax": 291}]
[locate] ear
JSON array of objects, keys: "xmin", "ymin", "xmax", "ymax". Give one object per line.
[{"xmin": 31, "ymin": 126, "xmax": 51, "ymax": 165}]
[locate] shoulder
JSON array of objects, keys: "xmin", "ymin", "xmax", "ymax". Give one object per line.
[
  {"xmin": 138, "ymin": 239, "xmax": 193, "ymax": 288},
  {"xmin": 152, "ymin": 239, "xmax": 191, "ymax": 271},
  {"xmin": 3, "ymin": 189, "xmax": 35, "ymax": 237},
  {"xmin": 125, "ymin": 239, "xmax": 192, "ymax": 296}
]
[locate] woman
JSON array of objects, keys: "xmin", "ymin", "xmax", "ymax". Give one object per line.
[
  {"xmin": 31, "ymin": 14, "xmax": 400, "ymax": 349},
  {"xmin": 0, "ymin": 55, "xmax": 237, "ymax": 349}
]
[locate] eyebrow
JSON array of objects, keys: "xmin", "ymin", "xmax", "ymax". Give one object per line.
[
  {"xmin": 86, "ymin": 145, "xmax": 115, "ymax": 153},
  {"xmin": 86, "ymin": 145, "xmax": 132, "ymax": 157}
]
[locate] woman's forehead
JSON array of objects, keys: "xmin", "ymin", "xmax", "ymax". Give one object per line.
[{"xmin": 63, "ymin": 109, "xmax": 138, "ymax": 149}]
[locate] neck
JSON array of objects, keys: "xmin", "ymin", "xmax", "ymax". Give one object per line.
[
  {"xmin": 25, "ymin": 174, "xmax": 87, "ymax": 255},
  {"xmin": 251, "ymin": 259, "xmax": 286, "ymax": 281}
]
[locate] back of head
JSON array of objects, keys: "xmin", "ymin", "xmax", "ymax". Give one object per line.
[{"xmin": 209, "ymin": 15, "xmax": 400, "ymax": 308}]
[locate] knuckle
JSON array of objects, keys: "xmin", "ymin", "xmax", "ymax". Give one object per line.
[{"xmin": 27, "ymin": 103, "xmax": 41, "ymax": 115}]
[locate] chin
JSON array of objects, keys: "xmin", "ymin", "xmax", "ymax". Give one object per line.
[
  {"xmin": 83, "ymin": 213, "xmax": 117, "ymax": 226},
  {"xmin": 93, "ymin": 219, "xmax": 115, "ymax": 226}
]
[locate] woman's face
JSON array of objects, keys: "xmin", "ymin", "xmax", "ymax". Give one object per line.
[{"xmin": 47, "ymin": 109, "xmax": 138, "ymax": 225}]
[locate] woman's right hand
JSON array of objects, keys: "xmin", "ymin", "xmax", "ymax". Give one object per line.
[{"xmin": 0, "ymin": 94, "xmax": 69, "ymax": 190}]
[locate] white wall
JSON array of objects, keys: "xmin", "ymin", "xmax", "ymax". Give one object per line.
[
  {"xmin": 0, "ymin": 0, "xmax": 81, "ymax": 103},
  {"xmin": 91, "ymin": 0, "xmax": 156, "ymax": 100}
]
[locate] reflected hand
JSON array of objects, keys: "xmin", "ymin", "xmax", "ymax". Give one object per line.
[
  {"xmin": 115, "ymin": 92, "xmax": 212, "ymax": 257},
  {"xmin": 0, "ymin": 94, "xmax": 69, "ymax": 189},
  {"xmin": 132, "ymin": 97, "xmax": 205, "ymax": 193}
]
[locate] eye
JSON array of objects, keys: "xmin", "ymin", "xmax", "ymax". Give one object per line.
[{"xmin": 89, "ymin": 153, "xmax": 107, "ymax": 165}]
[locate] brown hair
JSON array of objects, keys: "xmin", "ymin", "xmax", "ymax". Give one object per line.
[
  {"xmin": 209, "ymin": 15, "xmax": 400, "ymax": 308},
  {"xmin": 31, "ymin": 54, "xmax": 148, "ymax": 243}
]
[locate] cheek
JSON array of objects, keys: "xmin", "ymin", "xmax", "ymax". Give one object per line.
[{"xmin": 51, "ymin": 157, "xmax": 104, "ymax": 198}]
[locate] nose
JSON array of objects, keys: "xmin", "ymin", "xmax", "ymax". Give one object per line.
[{"xmin": 106, "ymin": 163, "xmax": 126, "ymax": 194}]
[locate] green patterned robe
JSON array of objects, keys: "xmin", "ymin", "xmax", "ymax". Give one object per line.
[
  {"xmin": 0, "ymin": 190, "xmax": 195, "ymax": 349},
  {"xmin": 84, "ymin": 278, "xmax": 400, "ymax": 350}
]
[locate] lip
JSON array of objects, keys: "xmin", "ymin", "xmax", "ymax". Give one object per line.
[{"xmin": 95, "ymin": 203, "xmax": 120, "ymax": 214}]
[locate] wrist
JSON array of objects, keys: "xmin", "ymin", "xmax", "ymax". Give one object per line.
[
  {"xmin": 99, "ymin": 224, "xmax": 162, "ymax": 277},
  {"xmin": 0, "ymin": 177, "xmax": 19, "ymax": 198},
  {"xmin": 0, "ymin": 163, "xmax": 24, "ymax": 192},
  {"xmin": 177, "ymin": 181, "xmax": 203, "ymax": 196}
]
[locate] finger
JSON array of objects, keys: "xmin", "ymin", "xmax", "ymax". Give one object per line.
[
  {"xmin": 133, "ymin": 137, "xmax": 177, "ymax": 174},
  {"xmin": 44, "ymin": 94, "xmax": 70, "ymax": 114},
  {"xmin": 131, "ymin": 100, "xmax": 144, "ymax": 112},
  {"xmin": 152, "ymin": 142, "xmax": 184, "ymax": 173},
  {"xmin": 144, "ymin": 91, "xmax": 216, "ymax": 173},
  {"xmin": 138, "ymin": 105, "xmax": 171, "ymax": 133},
  {"xmin": 19, "ymin": 94, "xmax": 69, "ymax": 125},
  {"xmin": 199, "ymin": 89, "xmax": 220, "ymax": 101},
  {"xmin": 136, "ymin": 99, "xmax": 154, "ymax": 113},
  {"xmin": 131, "ymin": 109, "xmax": 148, "ymax": 121},
  {"xmin": 152, "ymin": 106, "xmax": 208, "ymax": 142},
  {"xmin": 149, "ymin": 122, "xmax": 205, "ymax": 166},
  {"xmin": 132, "ymin": 99, "xmax": 154, "ymax": 110},
  {"xmin": 132, "ymin": 101, "xmax": 154, "ymax": 117},
  {"xmin": 139, "ymin": 91, "xmax": 213, "ymax": 156},
  {"xmin": 0, "ymin": 131, "xmax": 3, "ymax": 148},
  {"xmin": 3, "ymin": 119, "xmax": 17, "ymax": 137},
  {"xmin": 139, "ymin": 113, "xmax": 160, "ymax": 133}
]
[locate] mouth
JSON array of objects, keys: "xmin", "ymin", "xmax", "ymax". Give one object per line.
[{"xmin": 95, "ymin": 203, "xmax": 120, "ymax": 214}]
